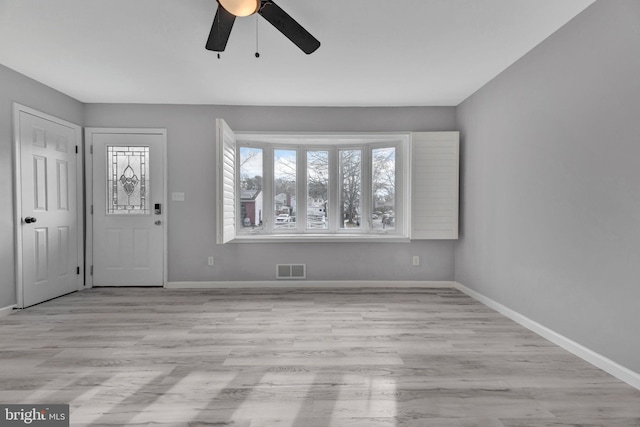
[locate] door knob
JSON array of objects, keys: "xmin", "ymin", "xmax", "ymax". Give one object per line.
[
  {"xmin": 154, "ymin": 220, "xmax": 162, "ymax": 226},
  {"xmin": 24, "ymin": 217, "xmax": 37, "ymax": 224}
]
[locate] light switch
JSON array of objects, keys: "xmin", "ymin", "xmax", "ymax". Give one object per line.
[{"xmin": 171, "ymin": 192, "xmax": 185, "ymax": 201}]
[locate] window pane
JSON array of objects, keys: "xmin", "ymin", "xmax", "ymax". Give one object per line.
[
  {"xmin": 339, "ymin": 149, "xmax": 361, "ymax": 229},
  {"xmin": 372, "ymin": 147, "xmax": 396, "ymax": 231},
  {"xmin": 107, "ymin": 146, "xmax": 150, "ymax": 215},
  {"xmin": 239, "ymin": 147, "xmax": 263, "ymax": 230},
  {"xmin": 274, "ymin": 149, "xmax": 297, "ymax": 230},
  {"xmin": 306, "ymin": 150, "xmax": 329, "ymax": 230}
]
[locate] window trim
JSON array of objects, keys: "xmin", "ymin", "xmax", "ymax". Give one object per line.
[{"xmin": 234, "ymin": 131, "xmax": 411, "ymax": 241}]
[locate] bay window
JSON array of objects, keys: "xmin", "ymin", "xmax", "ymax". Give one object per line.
[{"xmin": 216, "ymin": 119, "xmax": 459, "ymax": 243}]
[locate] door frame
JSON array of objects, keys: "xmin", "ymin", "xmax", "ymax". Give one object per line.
[
  {"xmin": 12, "ymin": 103, "xmax": 85, "ymax": 308},
  {"xmin": 84, "ymin": 128, "xmax": 168, "ymax": 288}
]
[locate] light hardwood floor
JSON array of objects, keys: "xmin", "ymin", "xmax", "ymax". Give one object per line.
[{"xmin": 1, "ymin": 287, "xmax": 639, "ymax": 426}]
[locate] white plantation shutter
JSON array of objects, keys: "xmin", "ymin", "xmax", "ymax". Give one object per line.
[
  {"xmin": 216, "ymin": 119, "xmax": 237, "ymax": 244},
  {"xmin": 411, "ymin": 132, "xmax": 459, "ymax": 239}
]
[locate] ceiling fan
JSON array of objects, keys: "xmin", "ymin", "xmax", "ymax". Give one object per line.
[{"xmin": 206, "ymin": 0, "xmax": 321, "ymax": 55}]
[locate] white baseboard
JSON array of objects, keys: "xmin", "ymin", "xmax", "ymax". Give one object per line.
[
  {"xmin": 166, "ymin": 280, "xmax": 456, "ymax": 289},
  {"xmin": 0, "ymin": 305, "xmax": 16, "ymax": 317},
  {"xmin": 453, "ymin": 281, "xmax": 640, "ymax": 391}
]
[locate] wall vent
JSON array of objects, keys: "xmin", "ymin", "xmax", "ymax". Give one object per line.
[{"xmin": 276, "ymin": 264, "xmax": 306, "ymax": 279}]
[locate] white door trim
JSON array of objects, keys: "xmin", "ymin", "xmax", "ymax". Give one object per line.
[
  {"xmin": 12, "ymin": 103, "xmax": 84, "ymax": 308},
  {"xmin": 84, "ymin": 128, "xmax": 168, "ymax": 287}
]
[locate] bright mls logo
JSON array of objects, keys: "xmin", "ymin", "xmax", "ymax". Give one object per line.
[{"xmin": 1, "ymin": 405, "xmax": 69, "ymax": 426}]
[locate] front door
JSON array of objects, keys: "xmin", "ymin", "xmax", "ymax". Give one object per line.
[
  {"xmin": 87, "ymin": 129, "xmax": 166, "ymax": 286},
  {"xmin": 15, "ymin": 104, "xmax": 82, "ymax": 308}
]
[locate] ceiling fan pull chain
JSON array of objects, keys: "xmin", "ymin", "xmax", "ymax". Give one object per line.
[{"xmin": 255, "ymin": 15, "xmax": 260, "ymax": 58}]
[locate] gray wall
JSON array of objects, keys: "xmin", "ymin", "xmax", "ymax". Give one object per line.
[
  {"xmin": 455, "ymin": 0, "xmax": 640, "ymax": 373},
  {"xmin": 84, "ymin": 104, "xmax": 457, "ymax": 282},
  {"xmin": 0, "ymin": 64, "xmax": 84, "ymax": 309}
]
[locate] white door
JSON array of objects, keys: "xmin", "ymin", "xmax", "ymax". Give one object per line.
[
  {"xmin": 87, "ymin": 129, "xmax": 166, "ymax": 286},
  {"xmin": 14, "ymin": 105, "xmax": 82, "ymax": 308}
]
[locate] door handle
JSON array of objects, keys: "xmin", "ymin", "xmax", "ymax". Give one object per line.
[
  {"xmin": 24, "ymin": 217, "xmax": 37, "ymax": 224},
  {"xmin": 154, "ymin": 220, "xmax": 162, "ymax": 226}
]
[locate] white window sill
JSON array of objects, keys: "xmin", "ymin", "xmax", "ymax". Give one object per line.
[{"xmin": 231, "ymin": 233, "xmax": 410, "ymax": 243}]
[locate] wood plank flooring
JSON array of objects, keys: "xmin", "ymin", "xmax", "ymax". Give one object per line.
[{"xmin": 1, "ymin": 287, "xmax": 639, "ymax": 426}]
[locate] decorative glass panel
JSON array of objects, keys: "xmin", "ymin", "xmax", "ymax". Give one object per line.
[
  {"xmin": 107, "ymin": 146, "xmax": 150, "ymax": 215},
  {"xmin": 274, "ymin": 149, "xmax": 297, "ymax": 230},
  {"xmin": 372, "ymin": 147, "xmax": 396, "ymax": 231},
  {"xmin": 339, "ymin": 149, "xmax": 362, "ymax": 229},
  {"xmin": 307, "ymin": 150, "xmax": 329, "ymax": 230}
]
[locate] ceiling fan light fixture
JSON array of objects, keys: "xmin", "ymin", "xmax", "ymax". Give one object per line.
[{"xmin": 218, "ymin": 0, "xmax": 260, "ymax": 17}]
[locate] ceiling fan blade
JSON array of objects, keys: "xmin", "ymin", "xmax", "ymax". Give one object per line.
[
  {"xmin": 206, "ymin": 5, "xmax": 236, "ymax": 52},
  {"xmin": 258, "ymin": 1, "xmax": 320, "ymax": 54}
]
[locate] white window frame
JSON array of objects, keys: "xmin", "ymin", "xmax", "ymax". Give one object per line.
[{"xmin": 216, "ymin": 119, "xmax": 459, "ymax": 243}]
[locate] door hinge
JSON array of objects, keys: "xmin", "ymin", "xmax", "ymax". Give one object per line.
[
  {"xmin": 77, "ymin": 266, "xmax": 80, "ymax": 275},
  {"xmin": 75, "ymin": 145, "xmax": 78, "ymax": 154},
  {"xmin": 90, "ymin": 265, "xmax": 94, "ymax": 276},
  {"xmin": 90, "ymin": 205, "xmax": 93, "ymax": 215},
  {"xmin": 90, "ymin": 145, "xmax": 93, "ymax": 154}
]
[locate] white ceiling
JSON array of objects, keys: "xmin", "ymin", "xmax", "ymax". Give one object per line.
[{"xmin": 0, "ymin": 0, "xmax": 595, "ymax": 107}]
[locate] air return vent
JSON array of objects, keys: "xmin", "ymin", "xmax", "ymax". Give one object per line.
[{"xmin": 276, "ymin": 264, "xmax": 306, "ymax": 279}]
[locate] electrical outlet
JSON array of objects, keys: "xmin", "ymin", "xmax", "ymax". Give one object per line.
[
  {"xmin": 412, "ymin": 256, "xmax": 420, "ymax": 266},
  {"xmin": 208, "ymin": 256, "xmax": 214, "ymax": 266}
]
